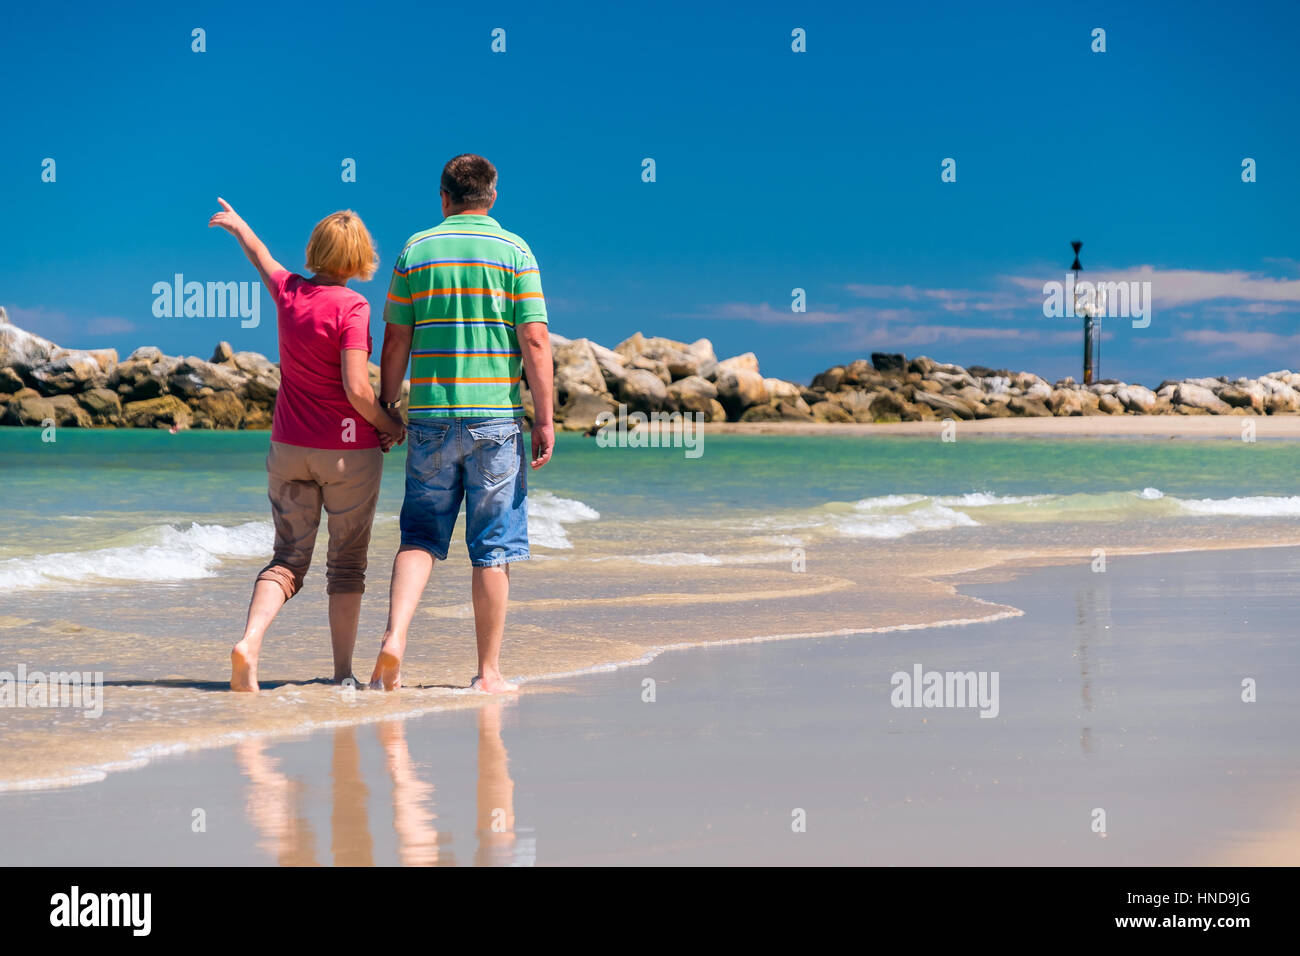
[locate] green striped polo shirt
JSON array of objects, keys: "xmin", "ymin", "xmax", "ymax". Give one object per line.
[{"xmin": 384, "ymin": 213, "xmax": 547, "ymax": 418}]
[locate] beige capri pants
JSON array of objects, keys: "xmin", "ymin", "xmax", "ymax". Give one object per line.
[{"xmin": 257, "ymin": 441, "xmax": 384, "ymax": 599}]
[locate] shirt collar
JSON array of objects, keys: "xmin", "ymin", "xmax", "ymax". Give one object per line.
[{"xmin": 442, "ymin": 213, "xmax": 498, "ymax": 226}]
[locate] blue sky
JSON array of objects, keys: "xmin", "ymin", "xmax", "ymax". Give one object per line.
[{"xmin": 2, "ymin": 0, "xmax": 1297, "ymax": 386}]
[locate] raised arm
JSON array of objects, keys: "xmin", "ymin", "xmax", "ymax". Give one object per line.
[
  {"xmin": 517, "ymin": 321, "xmax": 554, "ymax": 468},
  {"xmin": 208, "ymin": 198, "xmax": 284, "ymax": 289}
]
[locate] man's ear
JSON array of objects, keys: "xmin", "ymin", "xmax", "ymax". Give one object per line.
[{"xmin": 486, "ymin": 188, "xmax": 498, "ymax": 211}]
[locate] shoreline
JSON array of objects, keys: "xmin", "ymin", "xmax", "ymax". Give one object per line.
[
  {"xmin": 5, "ymin": 534, "xmax": 1298, "ymax": 796},
  {"xmin": 4, "ymin": 543, "xmax": 1297, "ymax": 865},
  {"xmin": 698, "ymin": 416, "xmax": 1300, "ymax": 439}
]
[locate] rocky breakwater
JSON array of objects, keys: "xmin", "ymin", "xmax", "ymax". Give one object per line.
[
  {"xmin": 542, "ymin": 334, "xmax": 1300, "ymax": 429},
  {"xmin": 0, "ymin": 306, "xmax": 393, "ymax": 430},
  {"xmin": 542, "ymin": 330, "xmax": 812, "ymax": 431},
  {"xmin": 6, "ymin": 305, "xmax": 1298, "ymax": 430},
  {"xmin": 793, "ymin": 352, "xmax": 1300, "ymax": 422}
]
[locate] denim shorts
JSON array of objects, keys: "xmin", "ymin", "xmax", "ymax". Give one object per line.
[{"xmin": 399, "ymin": 417, "xmax": 529, "ymax": 566}]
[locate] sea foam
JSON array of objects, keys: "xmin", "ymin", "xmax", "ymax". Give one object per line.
[
  {"xmin": 0, "ymin": 521, "xmax": 273, "ymax": 590},
  {"xmin": 528, "ymin": 492, "xmax": 600, "ymax": 549}
]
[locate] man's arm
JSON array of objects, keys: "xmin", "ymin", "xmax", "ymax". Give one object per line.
[
  {"xmin": 380, "ymin": 321, "xmax": 413, "ymax": 407},
  {"xmin": 518, "ymin": 322, "xmax": 554, "ymax": 469},
  {"xmin": 341, "ymin": 348, "xmax": 404, "ymax": 449},
  {"xmin": 208, "ymin": 198, "xmax": 284, "ymax": 289}
]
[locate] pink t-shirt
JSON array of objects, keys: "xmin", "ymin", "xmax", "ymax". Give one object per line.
[{"xmin": 269, "ymin": 270, "xmax": 380, "ymax": 449}]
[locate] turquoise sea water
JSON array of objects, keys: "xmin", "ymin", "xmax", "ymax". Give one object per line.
[
  {"xmin": 5, "ymin": 426, "xmax": 1299, "ymax": 526},
  {"xmin": 2, "ymin": 426, "xmax": 1299, "ymax": 793}
]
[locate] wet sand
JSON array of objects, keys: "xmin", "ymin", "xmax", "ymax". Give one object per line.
[{"xmin": 3, "ymin": 546, "xmax": 1296, "ymax": 866}]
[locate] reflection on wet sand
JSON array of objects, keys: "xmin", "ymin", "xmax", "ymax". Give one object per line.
[
  {"xmin": 235, "ymin": 739, "xmax": 318, "ymax": 866},
  {"xmin": 476, "ymin": 701, "xmax": 517, "ymax": 867},
  {"xmin": 234, "ymin": 701, "xmax": 524, "ymax": 866},
  {"xmin": 377, "ymin": 720, "xmax": 446, "ymax": 866},
  {"xmin": 331, "ymin": 727, "xmax": 372, "ymax": 866}
]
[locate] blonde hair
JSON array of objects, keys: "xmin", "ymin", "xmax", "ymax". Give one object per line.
[{"xmin": 305, "ymin": 210, "xmax": 378, "ymax": 281}]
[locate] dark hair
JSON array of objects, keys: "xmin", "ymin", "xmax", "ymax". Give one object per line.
[{"xmin": 440, "ymin": 154, "xmax": 497, "ymax": 209}]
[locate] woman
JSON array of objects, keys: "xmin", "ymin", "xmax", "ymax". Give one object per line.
[{"xmin": 209, "ymin": 199, "xmax": 405, "ymax": 691}]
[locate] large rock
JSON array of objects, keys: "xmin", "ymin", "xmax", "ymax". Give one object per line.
[
  {"xmin": 714, "ymin": 368, "xmax": 767, "ymax": 420},
  {"xmin": 552, "ymin": 338, "xmax": 608, "ymax": 402},
  {"xmin": 684, "ymin": 339, "xmax": 718, "ymax": 380},
  {"xmin": 1008, "ymin": 396, "xmax": 1052, "ymax": 417},
  {"xmin": 822, "ymin": 389, "xmax": 873, "ymax": 422},
  {"xmin": 193, "ymin": 390, "xmax": 245, "ymax": 429},
  {"xmin": 763, "ymin": 378, "xmax": 804, "ymax": 404},
  {"xmin": 0, "ymin": 367, "xmax": 25, "ymax": 393},
  {"xmin": 627, "ymin": 354, "xmax": 672, "ymax": 385},
  {"xmin": 0, "ymin": 309, "xmax": 58, "ymax": 373},
  {"xmin": 809, "ymin": 401, "xmax": 854, "ymax": 423},
  {"xmin": 1097, "ymin": 393, "xmax": 1125, "ymax": 415},
  {"xmin": 617, "ymin": 368, "xmax": 669, "ymax": 412},
  {"xmin": 1116, "ymin": 384, "xmax": 1157, "ymax": 413},
  {"xmin": 28, "ymin": 353, "xmax": 104, "ymax": 394},
  {"xmin": 1259, "ymin": 378, "xmax": 1300, "ymax": 414},
  {"xmin": 870, "ymin": 352, "xmax": 906, "ymax": 373},
  {"xmin": 128, "ymin": 346, "xmax": 164, "ymax": 364},
  {"xmin": 588, "ymin": 341, "xmax": 628, "ymax": 391},
  {"xmin": 110, "ymin": 358, "xmax": 170, "ymax": 401},
  {"xmin": 242, "ymin": 402, "xmax": 274, "ymax": 429},
  {"xmin": 46, "ymin": 394, "xmax": 93, "ymax": 427},
  {"xmin": 843, "ymin": 359, "xmax": 886, "ymax": 387},
  {"xmin": 868, "ymin": 390, "xmax": 910, "ymax": 421},
  {"xmin": 168, "ymin": 356, "xmax": 245, "ymax": 399},
  {"xmin": 1, "ymin": 393, "xmax": 58, "ymax": 426},
  {"xmin": 122, "ymin": 395, "xmax": 192, "ymax": 428},
  {"xmin": 556, "ymin": 390, "xmax": 616, "ymax": 432},
  {"xmin": 811, "ymin": 366, "xmax": 846, "ymax": 391},
  {"xmin": 913, "ymin": 390, "xmax": 975, "ymax": 420},
  {"xmin": 1174, "ymin": 383, "xmax": 1231, "ymax": 414},
  {"xmin": 228, "ymin": 352, "xmax": 280, "ymax": 402},
  {"xmin": 714, "ymin": 352, "xmax": 760, "ymax": 378},
  {"xmin": 52, "ymin": 347, "xmax": 117, "ymax": 374},
  {"xmin": 210, "ymin": 341, "xmax": 234, "ymax": 364},
  {"xmin": 666, "ymin": 375, "xmax": 718, "ymax": 415},
  {"xmin": 1219, "ymin": 381, "xmax": 1266, "ymax": 413},
  {"xmin": 77, "ymin": 387, "xmax": 123, "ymax": 424}
]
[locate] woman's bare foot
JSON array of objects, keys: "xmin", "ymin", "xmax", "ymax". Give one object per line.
[
  {"xmin": 369, "ymin": 634, "xmax": 404, "ymax": 691},
  {"xmin": 231, "ymin": 641, "xmax": 259, "ymax": 692},
  {"xmin": 469, "ymin": 670, "xmax": 518, "ymax": 694}
]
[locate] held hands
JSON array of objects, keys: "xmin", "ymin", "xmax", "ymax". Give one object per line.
[
  {"xmin": 378, "ymin": 413, "xmax": 406, "ymax": 453},
  {"xmin": 208, "ymin": 197, "xmax": 248, "ymax": 237}
]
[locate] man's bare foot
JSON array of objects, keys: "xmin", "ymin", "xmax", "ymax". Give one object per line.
[
  {"xmin": 369, "ymin": 635, "xmax": 404, "ymax": 691},
  {"xmin": 469, "ymin": 671, "xmax": 518, "ymax": 694},
  {"xmin": 331, "ymin": 672, "xmax": 358, "ymax": 686},
  {"xmin": 231, "ymin": 641, "xmax": 259, "ymax": 692}
]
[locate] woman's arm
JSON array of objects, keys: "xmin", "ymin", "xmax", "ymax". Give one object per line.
[
  {"xmin": 341, "ymin": 348, "xmax": 405, "ymax": 449},
  {"xmin": 208, "ymin": 197, "xmax": 285, "ymax": 290}
]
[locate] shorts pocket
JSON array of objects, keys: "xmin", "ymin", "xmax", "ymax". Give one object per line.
[
  {"xmin": 468, "ymin": 420, "xmax": 521, "ymax": 485},
  {"xmin": 408, "ymin": 422, "xmax": 451, "ymax": 481}
]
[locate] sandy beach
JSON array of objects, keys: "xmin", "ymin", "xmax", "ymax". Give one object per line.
[
  {"xmin": 3, "ymin": 545, "xmax": 1296, "ymax": 866},
  {"xmin": 701, "ymin": 416, "xmax": 1300, "ymax": 439}
]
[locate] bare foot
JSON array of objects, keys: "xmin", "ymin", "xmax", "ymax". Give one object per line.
[
  {"xmin": 469, "ymin": 671, "xmax": 518, "ymax": 694},
  {"xmin": 369, "ymin": 635, "xmax": 404, "ymax": 691},
  {"xmin": 231, "ymin": 641, "xmax": 259, "ymax": 692}
]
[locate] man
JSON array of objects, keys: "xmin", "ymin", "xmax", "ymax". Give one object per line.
[{"xmin": 371, "ymin": 154, "xmax": 554, "ymax": 693}]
